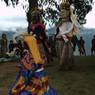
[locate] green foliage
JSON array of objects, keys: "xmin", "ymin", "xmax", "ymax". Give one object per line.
[
  {"xmin": 4, "ymin": 0, "xmax": 19, "ymax": 6},
  {"xmin": 69, "ymin": 0, "xmax": 93, "ymax": 24},
  {"xmin": 3, "ymin": 0, "xmax": 93, "ymax": 25}
]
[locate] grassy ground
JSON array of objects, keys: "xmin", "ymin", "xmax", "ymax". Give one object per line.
[{"xmin": 0, "ymin": 56, "xmax": 95, "ymax": 95}]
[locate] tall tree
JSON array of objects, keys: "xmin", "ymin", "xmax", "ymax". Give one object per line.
[{"xmin": 3, "ymin": 0, "xmax": 93, "ymax": 26}]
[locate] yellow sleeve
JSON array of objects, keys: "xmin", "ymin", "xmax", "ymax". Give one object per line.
[{"xmin": 24, "ymin": 35, "xmax": 43, "ymax": 64}]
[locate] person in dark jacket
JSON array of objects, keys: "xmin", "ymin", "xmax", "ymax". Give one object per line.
[
  {"xmin": 79, "ymin": 36, "xmax": 86, "ymax": 56},
  {"xmin": 9, "ymin": 40, "xmax": 14, "ymax": 53},
  {"xmin": 0, "ymin": 33, "xmax": 8, "ymax": 56},
  {"xmin": 91, "ymin": 35, "xmax": 95, "ymax": 55}
]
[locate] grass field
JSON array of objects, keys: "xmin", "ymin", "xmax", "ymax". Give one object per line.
[{"xmin": 0, "ymin": 56, "xmax": 95, "ymax": 95}]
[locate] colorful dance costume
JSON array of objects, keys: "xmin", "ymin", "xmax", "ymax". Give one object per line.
[
  {"xmin": 9, "ymin": 34, "xmax": 57, "ymax": 95},
  {"xmin": 55, "ymin": 0, "xmax": 80, "ymax": 70},
  {"xmin": 28, "ymin": 22, "xmax": 51, "ymax": 54}
]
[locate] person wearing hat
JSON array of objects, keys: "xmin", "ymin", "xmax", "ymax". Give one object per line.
[
  {"xmin": 28, "ymin": 8, "xmax": 53, "ymax": 64},
  {"xmin": 56, "ymin": 0, "xmax": 80, "ymax": 70}
]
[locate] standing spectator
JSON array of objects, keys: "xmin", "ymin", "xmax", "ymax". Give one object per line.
[
  {"xmin": 9, "ymin": 40, "xmax": 14, "ymax": 53},
  {"xmin": 91, "ymin": 35, "xmax": 95, "ymax": 55},
  {"xmin": 49, "ymin": 35, "xmax": 57, "ymax": 57},
  {"xmin": 79, "ymin": 36, "xmax": 86, "ymax": 56},
  {"xmin": 55, "ymin": 27, "xmax": 62, "ymax": 59},
  {"xmin": 0, "ymin": 33, "xmax": 8, "ymax": 56},
  {"xmin": 71, "ymin": 35, "xmax": 79, "ymax": 52}
]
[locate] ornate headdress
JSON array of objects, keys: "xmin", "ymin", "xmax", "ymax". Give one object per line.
[
  {"xmin": 31, "ymin": 8, "xmax": 41, "ymax": 16},
  {"xmin": 31, "ymin": 8, "xmax": 40, "ymax": 22},
  {"xmin": 59, "ymin": 0, "xmax": 70, "ymax": 20},
  {"xmin": 31, "ymin": 8, "xmax": 43, "ymax": 23},
  {"xmin": 60, "ymin": 0, "xmax": 70, "ymax": 10}
]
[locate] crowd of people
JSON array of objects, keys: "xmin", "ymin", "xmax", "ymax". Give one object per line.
[
  {"xmin": 0, "ymin": 33, "xmax": 95, "ymax": 57},
  {"xmin": 49, "ymin": 34, "xmax": 95, "ymax": 57},
  {"xmin": 72, "ymin": 35, "xmax": 95, "ymax": 56},
  {"xmin": 72, "ymin": 36, "xmax": 86, "ymax": 56}
]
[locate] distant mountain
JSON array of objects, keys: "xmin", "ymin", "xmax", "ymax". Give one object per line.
[
  {"xmin": 46, "ymin": 27, "xmax": 56, "ymax": 35},
  {"xmin": 0, "ymin": 27, "xmax": 95, "ymax": 56},
  {"xmin": 79, "ymin": 27, "xmax": 95, "ymax": 34},
  {"xmin": 0, "ymin": 31, "xmax": 15, "ymax": 40},
  {"xmin": 0, "ymin": 27, "xmax": 27, "ymax": 39},
  {"xmin": 47, "ymin": 27, "xmax": 95, "ymax": 35}
]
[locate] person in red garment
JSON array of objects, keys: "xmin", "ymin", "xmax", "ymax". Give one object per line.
[{"xmin": 28, "ymin": 9, "xmax": 53, "ymax": 63}]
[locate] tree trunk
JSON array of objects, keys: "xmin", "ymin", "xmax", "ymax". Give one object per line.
[{"xmin": 27, "ymin": 0, "xmax": 38, "ymax": 25}]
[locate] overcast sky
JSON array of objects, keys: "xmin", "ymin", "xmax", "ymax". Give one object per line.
[
  {"xmin": 0, "ymin": 0, "xmax": 95, "ymax": 31},
  {"xmin": 84, "ymin": 1, "xmax": 95, "ymax": 28},
  {"xmin": 0, "ymin": 1, "xmax": 28, "ymax": 31}
]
